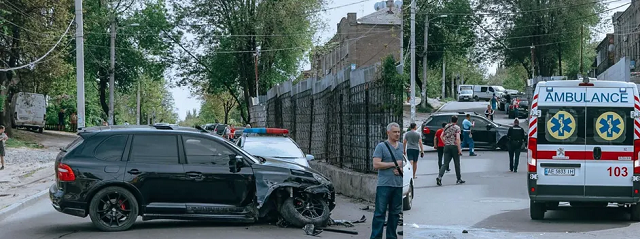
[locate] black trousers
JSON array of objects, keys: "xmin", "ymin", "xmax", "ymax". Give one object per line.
[
  {"xmin": 437, "ymin": 147, "xmax": 448, "ymax": 170},
  {"xmin": 438, "ymin": 145, "xmax": 461, "ymax": 180},
  {"xmin": 509, "ymin": 142, "xmax": 523, "ymax": 171}
]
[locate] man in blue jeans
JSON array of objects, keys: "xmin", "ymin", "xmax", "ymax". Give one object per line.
[
  {"xmin": 461, "ymin": 114, "xmax": 478, "ymax": 156},
  {"xmin": 371, "ymin": 122, "xmax": 403, "ymax": 239}
]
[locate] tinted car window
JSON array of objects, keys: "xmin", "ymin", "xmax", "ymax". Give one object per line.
[
  {"xmin": 471, "ymin": 117, "xmax": 490, "ymax": 128},
  {"xmin": 94, "ymin": 135, "xmax": 128, "ymax": 161},
  {"xmin": 183, "ymin": 136, "xmax": 236, "ymax": 165},
  {"xmin": 426, "ymin": 116, "xmax": 449, "ymax": 127},
  {"xmin": 481, "ymin": 87, "xmax": 488, "ymax": 92},
  {"xmin": 130, "ymin": 135, "xmax": 179, "ymax": 164}
]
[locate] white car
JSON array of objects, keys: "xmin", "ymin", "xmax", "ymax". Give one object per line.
[{"xmin": 402, "ymin": 154, "xmax": 413, "ymax": 210}]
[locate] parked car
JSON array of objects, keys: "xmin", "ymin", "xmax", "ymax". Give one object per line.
[
  {"xmin": 458, "ymin": 90, "xmax": 474, "ymax": 102},
  {"xmin": 11, "ymin": 92, "xmax": 46, "ymax": 133},
  {"xmin": 508, "ymin": 99, "xmax": 530, "ymax": 119},
  {"xmin": 49, "ymin": 125, "xmax": 335, "ymax": 231},
  {"xmin": 498, "ymin": 90, "xmax": 522, "ymax": 111},
  {"xmin": 402, "ymin": 154, "xmax": 413, "ymax": 210},
  {"xmin": 472, "ymin": 85, "xmax": 506, "ymax": 101},
  {"xmin": 421, "ymin": 112, "xmax": 523, "ymax": 150},
  {"xmin": 237, "ymin": 128, "xmax": 313, "ymax": 167}
]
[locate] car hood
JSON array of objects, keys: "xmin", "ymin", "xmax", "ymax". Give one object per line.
[{"xmin": 259, "ymin": 156, "xmax": 319, "ymax": 174}]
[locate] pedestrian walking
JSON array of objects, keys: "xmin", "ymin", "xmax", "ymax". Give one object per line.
[
  {"xmin": 490, "ymin": 93, "xmax": 498, "ymax": 111},
  {"xmin": 504, "ymin": 93, "xmax": 512, "ymax": 113},
  {"xmin": 58, "ymin": 109, "xmax": 65, "ymax": 131},
  {"xmin": 370, "ymin": 122, "xmax": 403, "ymax": 239},
  {"xmin": 461, "ymin": 114, "xmax": 478, "ymax": 156},
  {"xmin": 434, "ymin": 123, "xmax": 449, "ymax": 172},
  {"xmin": 0, "ymin": 126, "xmax": 8, "ymax": 170},
  {"xmin": 484, "ymin": 105, "xmax": 494, "ymax": 121},
  {"xmin": 508, "ymin": 119, "xmax": 526, "ymax": 172},
  {"xmin": 70, "ymin": 112, "xmax": 78, "ymax": 132},
  {"xmin": 403, "ymin": 123, "xmax": 424, "ymax": 179},
  {"xmin": 436, "ymin": 116, "xmax": 465, "ymax": 186},
  {"xmin": 513, "ymin": 97, "xmax": 521, "ymax": 119}
]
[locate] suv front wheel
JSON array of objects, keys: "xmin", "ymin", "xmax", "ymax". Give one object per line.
[
  {"xmin": 89, "ymin": 186, "xmax": 139, "ymax": 232},
  {"xmin": 279, "ymin": 195, "xmax": 330, "ymax": 227}
]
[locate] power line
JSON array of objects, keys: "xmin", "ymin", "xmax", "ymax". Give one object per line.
[
  {"xmin": 0, "ymin": 17, "xmax": 74, "ymax": 71},
  {"xmin": 417, "ymin": 0, "xmax": 626, "ymax": 16}
]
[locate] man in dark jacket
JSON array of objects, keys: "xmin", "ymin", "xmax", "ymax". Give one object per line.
[{"xmin": 507, "ymin": 119, "xmax": 526, "ymax": 172}]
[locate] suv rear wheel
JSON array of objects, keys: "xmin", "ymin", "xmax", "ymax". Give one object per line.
[
  {"xmin": 89, "ymin": 186, "xmax": 139, "ymax": 232},
  {"xmin": 279, "ymin": 195, "xmax": 330, "ymax": 227},
  {"xmin": 530, "ymin": 200, "xmax": 546, "ymax": 220}
]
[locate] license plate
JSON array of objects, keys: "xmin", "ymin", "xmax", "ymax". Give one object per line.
[{"xmin": 544, "ymin": 168, "xmax": 575, "ymax": 176}]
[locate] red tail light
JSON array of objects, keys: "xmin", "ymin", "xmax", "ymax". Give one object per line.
[
  {"xmin": 423, "ymin": 126, "xmax": 430, "ymax": 134},
  {"xmin": 634, "ymin": 139, "xmax": 640, "ymax": 174},
  {"xmin": 579, "ymin": 82, "xmax": 594, "ymax": 86},
  {"xmin": 57, "ymin": 163, "xmax": 76, "ymax": 181},
  {"xmin": 528, "ymin": 138, "xmax": 537, "ymax": 172}
]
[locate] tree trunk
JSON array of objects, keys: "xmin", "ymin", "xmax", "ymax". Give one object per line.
[
  {"xmin": 558, "ymin": 47, "xmax": 562, "ymax": 76},
  {"xmin": 99, "ymin": 77, "xmax": 109, "ymax": 120}
]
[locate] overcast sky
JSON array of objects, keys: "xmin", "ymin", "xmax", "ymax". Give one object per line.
[{"xmin": 169, "ymin": 0, "xmax": 631, "ymax": 120}]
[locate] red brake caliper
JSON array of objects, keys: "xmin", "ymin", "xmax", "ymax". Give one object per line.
[{"xmin": 119, "ymin": 200, "xmax": 126, "ymax": 210}]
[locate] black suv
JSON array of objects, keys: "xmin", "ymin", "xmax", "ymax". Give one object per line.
[
  {"xmin": 49, "ymin": 125, "xmax": 335, "ymax": 231},
  {"xmin": 421, "ymin": 112, "xmax": 521, "ymax": 150}
]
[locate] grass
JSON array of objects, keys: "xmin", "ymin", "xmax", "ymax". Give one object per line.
[{"xmin": 5, "ymin": 131, "xmax": 44, "ymax": 149}]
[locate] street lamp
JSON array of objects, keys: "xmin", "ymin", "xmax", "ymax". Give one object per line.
[{"xmin": 421, "ymin": 14, "xmax": 447, "ymax": 109}]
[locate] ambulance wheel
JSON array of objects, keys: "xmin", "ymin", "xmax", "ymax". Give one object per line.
[
  {"xmin": 630, "ymin": 204, "xmax": 640, "ymax": 221},
  {"xmin": 530, "ymin": 200, "xmax": 545, "ymax": 220}
]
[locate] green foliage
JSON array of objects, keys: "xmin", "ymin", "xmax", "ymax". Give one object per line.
[
  {"xmin": 487, "ymin": 65, "xmax": 528, "ymax": 92},
  {"xmin": 478, "ymin": 0, "xmax": 602, "ymax": 77}
]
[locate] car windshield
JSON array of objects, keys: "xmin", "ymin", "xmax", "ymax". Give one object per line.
[
  {"xmin": 243, "ymin": 137, "xmax": 305, "ymax": 158},
  {"xmin": 461, "ymin": 90, "xmax": 473, "ymax": 94}
]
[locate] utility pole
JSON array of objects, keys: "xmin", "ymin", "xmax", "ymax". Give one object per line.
[
  {"xmin": 254, "ymin": 51, "xmax": 259, "ymax": 97},
  {"xmin": 136, "ymin": 81, "xmax": 140, "ymax": 125},
  {"xmin": 409, "ymin": 0, "xmax": 416, "ymax": 124},
  {"xmin": 109, "ymin": 19, "xmax": 116, "ymax": 125},
  {"xmin": 421, "ymin": 16, "xmax": 429, "ymax": 109},
  {"xmin": 530, "ymin": 45, "xmax": 536, "ymax": 79},
  {"xmin": 75, "ymin": 0, "xmax": 85, "ymax": 129},
  {"xmin": 441, "ymin": 53, "xmax": 446, "ymax": 99},
  {"xmin": 580, "ymin": 24, "xmax": 584, "ymax": 74}
]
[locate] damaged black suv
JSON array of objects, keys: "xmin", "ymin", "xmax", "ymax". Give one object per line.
[{"xmin": 49, "ymin": 125, "xmax": 335, "ymax": 232}]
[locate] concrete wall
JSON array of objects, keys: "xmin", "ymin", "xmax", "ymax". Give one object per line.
[{"xmin": 309, "ymin": 161, "xmax": 377, "ymax": 202}]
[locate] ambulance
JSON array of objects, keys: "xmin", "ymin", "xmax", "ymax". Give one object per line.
[{"xmin": 527, "ymin": 78, "xmax": 640, "ymax": 220}]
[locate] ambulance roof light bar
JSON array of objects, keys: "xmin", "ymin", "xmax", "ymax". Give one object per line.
[{"xmin": 579, "ymin": 74, "xmax": 594, "ymax": 86}]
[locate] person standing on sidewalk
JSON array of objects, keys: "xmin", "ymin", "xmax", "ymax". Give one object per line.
[
  {"xmin": 485, "ymin": 104, "xmax": 494, "ymax": 121},
  {"xmin": 434, "ymin": 122, "xmax": 449, "ymax": 172},
  {"xmin": 436, "ymin": 116, "xmax": 465, "ymax": 186},
  {"xmin": 0, "ymin": 126, "xmax": 8, "ymax": 170},
  {"xmin": 461, "ymin": 114, "xmax": 478, "ymax": 156},
  {"xmin": 504, "ymin": 93, "xmax": 512, "ymax": 114},
  {"xmin": 70, "ymin": 112, "xmax": 78, "ymax": 132},
  {"xmin": 58, "ymin": 109, "xmax": 65, "ymax": 131},
  {"xmin": 403, "ymin": 123, "xmax": 424, "ymax": 179},
  {"xmin": 508, "ymin": 119, "xmax": 526, "ymax": 172},
  {"xmin": 370, "ymin": 122, "xmax": 403, "ymax": 239},
  {"xmin": 491, "ymin": 93, "xmax": 498, "ymax": 111},
  {"xmin": 513, "ymin": 97, "xmax": 521, "ymax": 119}
]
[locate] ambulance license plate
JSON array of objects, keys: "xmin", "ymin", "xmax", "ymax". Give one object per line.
[{"xmin": 544, "ymin": 168, "xmax": 575, "ymax": 176}]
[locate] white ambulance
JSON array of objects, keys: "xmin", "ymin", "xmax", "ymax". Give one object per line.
[{"xmin": 527, "ymin": 79, "xmax": 640, "ymax": 220}]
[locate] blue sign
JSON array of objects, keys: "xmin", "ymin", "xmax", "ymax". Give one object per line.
[{"xmin": 544, "ymin": 92, "xmax": 629, "ymax": 103}]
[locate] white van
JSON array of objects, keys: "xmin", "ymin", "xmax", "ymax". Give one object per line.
[
  {"xmin": 11, "ymin": 92, "xmax": 46, "ymax": 133},
  {"xmin": 472, "ymin": 85, "xmax": 505, "ymax": 101},
  {"xmin": 527, "ymin": 79, "xmax": 640, "ymax": 220}
]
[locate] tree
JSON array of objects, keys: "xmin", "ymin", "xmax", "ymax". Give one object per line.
[
  {"xmin": 173, "ymin": 0, "xmax": 326, "ymax": 124},
  {"xmin": 477, "ymin": 0, "xmax": 602, "ymax": 79}
]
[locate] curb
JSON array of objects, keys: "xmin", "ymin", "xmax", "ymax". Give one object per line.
[{"xmin": 0, "ymin": 189, "xmax": 49, "ymax": 222}]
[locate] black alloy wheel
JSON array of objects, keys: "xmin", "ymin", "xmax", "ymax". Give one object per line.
[{"xmin": 89, "ymin": 187, "xmax": 139, "ymax": 231}]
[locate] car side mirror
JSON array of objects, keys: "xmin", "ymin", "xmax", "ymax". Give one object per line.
[
  {"xmin": 486, "ymin": 124, "xmax": 494, "ymax": 129},
  {"xmin": 229, "ymin": 155, "xmax": 246, "ymax": 173},
  {"xmin": 306, "ymin": 154, "xmax": 315, "ymax": 161}
]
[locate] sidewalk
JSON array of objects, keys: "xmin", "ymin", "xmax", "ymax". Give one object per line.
[{"xmin": 403, "ymin": 98, "xmax": 444, "ymax": 130}]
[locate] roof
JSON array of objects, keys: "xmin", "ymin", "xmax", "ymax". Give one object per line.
[
  {"xmin": 357, "ymin": 7, "xmax": 401, "ymax": 25},
  {"xmin": 79, "ymin": 125, "xmax": 204, "ymax": 134},
  {"xmin": 537, "ymin": 80, "xmax": 636, "ymax": 88}
]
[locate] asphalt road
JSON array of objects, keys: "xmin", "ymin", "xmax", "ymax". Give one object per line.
[
  {"xmin": 0, "ymin": 195, "xmax": 381, "ymax": 239},
  {"xmin": 404, "ymin": 101, "xmax": 640, "ymax": 238}
]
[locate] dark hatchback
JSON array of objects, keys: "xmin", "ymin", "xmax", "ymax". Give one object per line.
[
  {"xmin": 49, "ymin": 125, "xmax": 335, "ymax": 231},
  {"xmin": 421, "ymin": 112, "xmax": 518, "ymax": 150}
]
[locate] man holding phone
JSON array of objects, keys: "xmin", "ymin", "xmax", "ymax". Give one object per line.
[
  {"xmin": 436, "ymin": 115, "xmax": 466, "ymax": 186},
  {"xmin": 461, "ymin": 114, "xmax": 478, "ymax": 156}
]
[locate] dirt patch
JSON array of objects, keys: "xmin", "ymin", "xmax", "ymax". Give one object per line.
[{"xmin": 10, "ymin": 129, "xmax": 77, "ymax": 149}]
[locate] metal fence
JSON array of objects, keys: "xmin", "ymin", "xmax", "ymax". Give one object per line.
[{"xmin": 256, "ymin": 64, "xmax": 402, "ymax": 173}]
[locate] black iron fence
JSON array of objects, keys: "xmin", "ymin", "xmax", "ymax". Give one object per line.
[{"xmin": 260, "ymin": 64, "xmax": 402, "ymax": 173}]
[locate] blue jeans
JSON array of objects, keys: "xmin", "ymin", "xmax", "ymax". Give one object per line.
[
  {"xmin": 514, "ymin": 108, "xmax": 519, "ymax": 119},
  {"xmin": 505, "ymin": 103, "xmax": 510, "ymax": 113},
  {"xmin": 370, "ymin": 186, "xmax": 402, "ymax": 239},
  {"xmin": 462, "ymin": 131, "xmax": 475, "ymax": 155}
]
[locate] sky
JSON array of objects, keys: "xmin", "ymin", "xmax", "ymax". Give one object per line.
[
  {"xmin": 169, "ymin": 0, "xmax": 631, "ymax": 120},
  {"xmin": 169, "ymin": 0, "xmax": 381, "ymax": 121}
]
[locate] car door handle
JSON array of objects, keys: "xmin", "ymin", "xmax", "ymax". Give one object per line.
[
  {"xmin": 186, "ymin": 172, "xmax": 203, "ymax": 178},
  {"xmin": 127, "ymin": 169, "xmax": 141, "ymax": 175}
]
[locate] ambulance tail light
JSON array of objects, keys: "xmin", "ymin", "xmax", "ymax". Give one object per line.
[
  {"xmin": 578, "ymin": 82, "xmax": 594, "ymax": 86},
  {"xmin": 634, "ymin": 139, "xmax": 640, "ymax": 174},
  {"xmin": 528, "ymin": 138, "xmax": 537, "ymax": 172}
]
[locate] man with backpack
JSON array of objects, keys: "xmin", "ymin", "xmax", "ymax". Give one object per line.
[
  {"xmin": 370, "ymin": 122, "xmax": 403, "ymax": 239},
  {"xmin": 436, "ymin": 116, "xmax": 465, "ymax": 186}
]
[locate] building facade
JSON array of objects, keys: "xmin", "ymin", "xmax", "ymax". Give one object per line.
[
  {"xmin": 613, "ymin": 0, "xmax": 640, "ymax": 71},
  {"xmin": 310, "ymin": 0, "xmax": 401, "ymax": 78}
]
